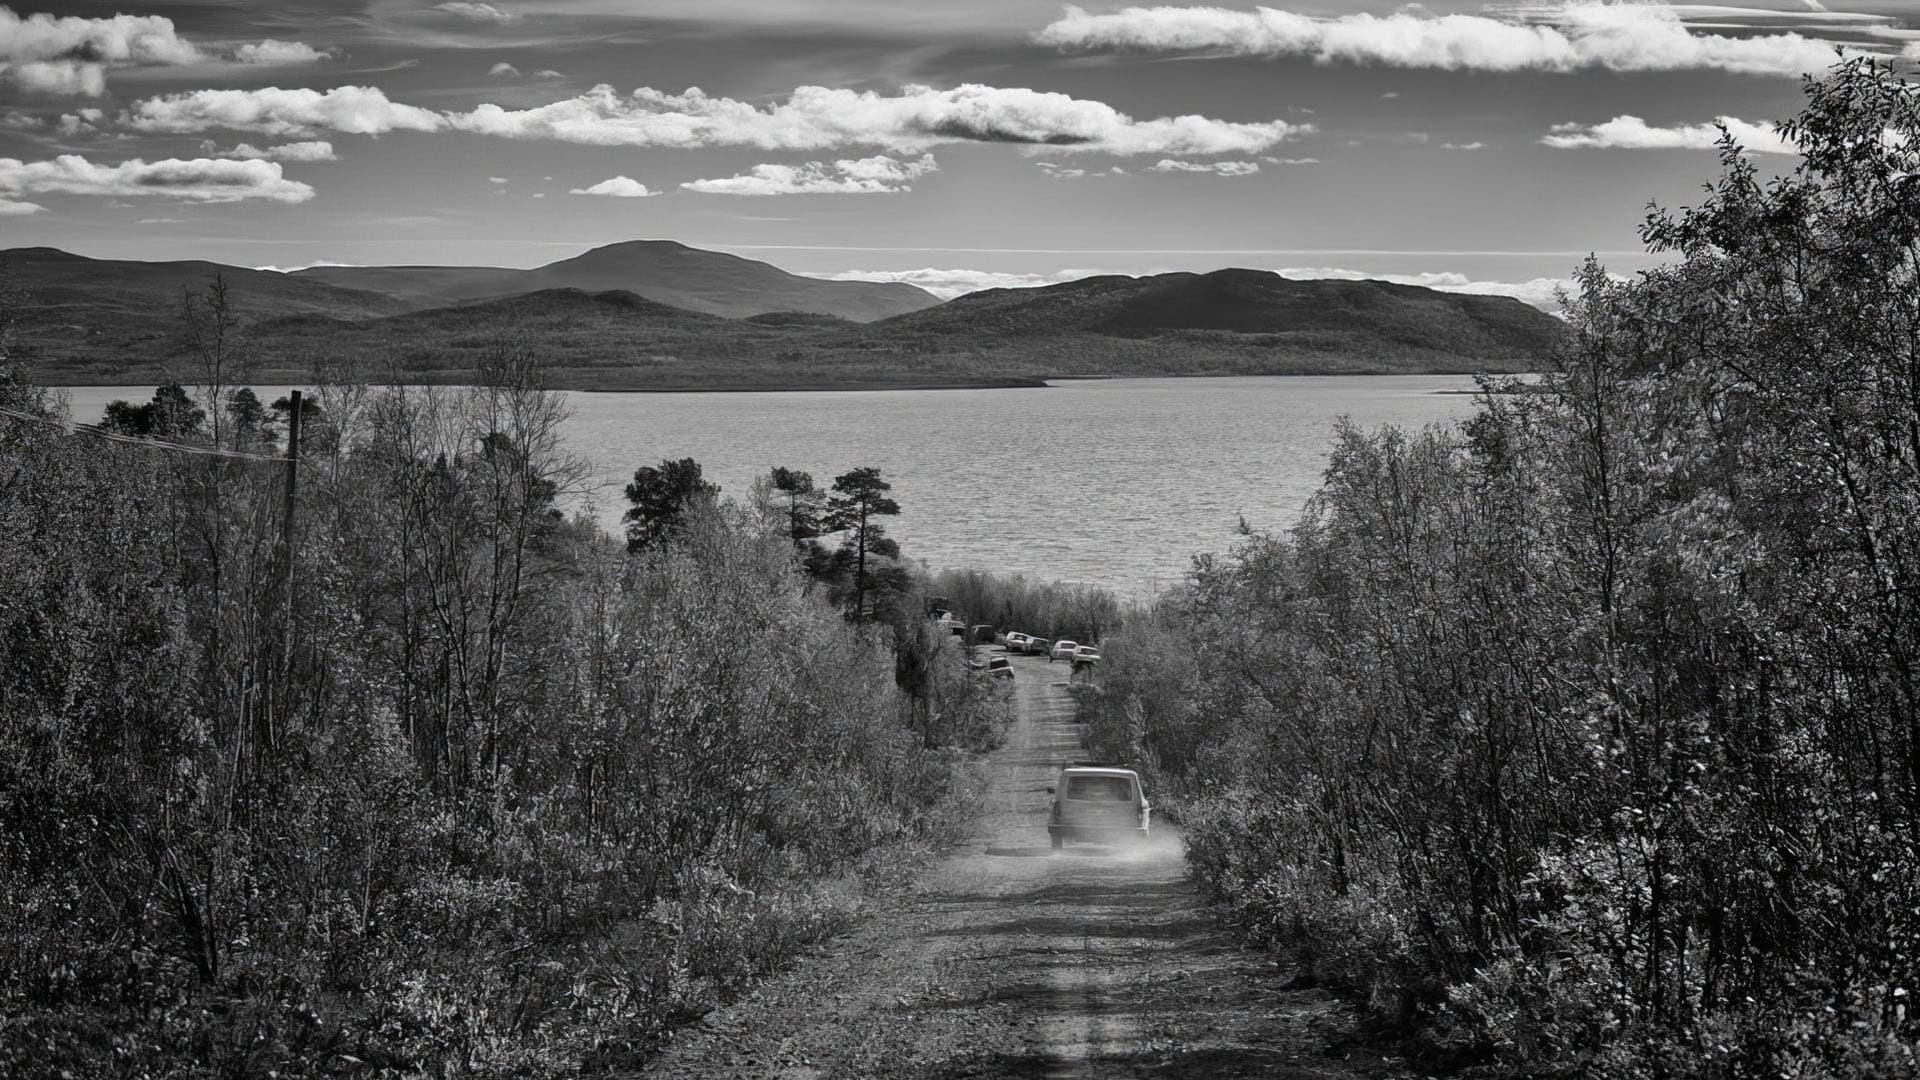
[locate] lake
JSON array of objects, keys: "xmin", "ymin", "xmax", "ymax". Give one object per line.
[{"xmin": 58, "ymin": 376, "xmax": 1485, "ymax": 597}]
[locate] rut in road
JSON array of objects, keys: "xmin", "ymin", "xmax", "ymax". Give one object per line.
[{"xmin": 639, "ymin": 652, "xmax": 1419, "ymax": 1079}]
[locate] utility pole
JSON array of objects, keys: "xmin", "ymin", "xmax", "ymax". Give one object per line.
[{"xmin": 280, "ymin": 390, "xmax": 301, "ymax": 699}]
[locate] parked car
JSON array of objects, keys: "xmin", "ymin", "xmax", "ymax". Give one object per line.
[
  {"xmin": 1022, "ymin": 636, "xmax": 1052, "ymax": 657},
  {"xmin": 982, "ymin": 656, "xmax": 1014, "ymax": 679},
  {"xmin": 1047, "ymin": 764, "xmax": 1150, "ymax": 850},
  {"xmin": 1049, "ymin": 639, "xmax": 1080, "ymax": 663},
  {"xmin": 1072, "ymin": 645, "xmax": 1101, "ymax": 664},
  {"xmin": 1004, "ymin": 631, "xmax": 1032, "ymax": 653}
]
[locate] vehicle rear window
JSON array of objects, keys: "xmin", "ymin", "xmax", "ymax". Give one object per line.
[{"xmin": 1065, "ymin": 775, "xmax": 1134, "ymax": 801}]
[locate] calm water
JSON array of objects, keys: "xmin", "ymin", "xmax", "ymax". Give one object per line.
[{"xmin": 59, "ymin": 377, "xmax": 1483, "ymax": 597}]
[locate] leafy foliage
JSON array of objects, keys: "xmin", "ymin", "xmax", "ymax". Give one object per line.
[
  {"xmin": 0, "ymin": 347, "xmax": 990, "ymax": 1076},
  {"xmin": 1082, "ymin": 59, "xmax": 1920, "ymax": 1076},
  {"xmin": 622, "ymin": 456, "xmax": 719, "ymax": 552}
]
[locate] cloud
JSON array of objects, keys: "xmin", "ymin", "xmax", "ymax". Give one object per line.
[
  {"xmin": 253, "ymin": 259, "xmax": 361, "ymax": 272},
  {"xmin": 0, "ymin": 10, "xmax": 328, "ymax": 96},
  {"xmin": 488, "ymin": 175, "xmax": 509, "ymax": 184},
  {"xmin": 489, "ymin": 62, "xmax": 521, "ymax": 77},
  {"xmin": 1149, "ymin": 158, "xmax": 1260, "ymax": 176},
  {"xmin": 812, "ymin": 267, "xmax": 1112, "ymax": 299},
  {"xmin": 0, "ymin": 197, "xmax": 46, "ymax": 215},
  {"xmin": 126, "ymin": 85, "xmax": 447, "ymax": 137},
  {"xmin": 0, "ymin": 154, "xmax": 315, "ymax": 204},
  {"xmin": 221, "ymin": 140, "xmax": 339, "ymax": 162},
  {"xmin": 683, "ymin": 153, "xmax": 936, "ymax": 195},
  {"xmin": 233, "ymin": 40, "xmax": 331, "ymax": 66},
  {"xmin": 570, "ymin": 175, "xmax": 656, "ymax": 197},
  {"xmin": 56, "ymin": 108, "xmax": 104, "ymax": 137},
  {"xmin": 125, "ymin": 81, "xmax": 1301, "ymax": 157},
  {"xmin": 449, "ymin": 82, "xmax": 1305, "ymax": 155},
  {"xmin": 1036, "ymin": 2, "xmax": 1849, "ymax": 78},
  {"xmin": 1273, "ymin": 267, "xmax": 1576, "ymax": 310},
  {"xmin": 1541, "ymin": 114, "xmax": 1794, "ymax": 154},
  {"xmin": 816, "ymin": 265, "xmax": 1582, "ymax": 308},
  {"xmin": 5, "ymin": 60, "xmax": 106, "ymax": 96},
  {"xmin": 436, "ymin": 2, "xmax": 520, "ymax": 23},
  {"xmin": 1441, "ymin": 141, "xmax": 1488, "ymax": 150}
]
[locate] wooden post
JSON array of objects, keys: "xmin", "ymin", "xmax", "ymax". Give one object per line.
[{"xmin": 281, "ymin": 390, "xmax": 301, "ymax": 692}]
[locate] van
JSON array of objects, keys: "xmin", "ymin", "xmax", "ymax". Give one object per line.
[{"xmin": 1047, "ymin": 765, "xmax": 1150, "ymax": 850}]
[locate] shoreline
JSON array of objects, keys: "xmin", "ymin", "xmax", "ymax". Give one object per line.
[{"xmin": 32, "ymin": 370, "xmax": 1539, "ymax": 395}]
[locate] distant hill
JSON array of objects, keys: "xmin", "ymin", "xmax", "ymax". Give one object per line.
[
  {"xmin": 5, "ymin": 246, "xmax": 1568, "ymax": 389},
  {"xmin": 291, "ymin": 240, "xmax": 939, "ymax": 322},
  {"xmin": 868, "ymin": 269, "xmax": 1562, "ymax": 362}
]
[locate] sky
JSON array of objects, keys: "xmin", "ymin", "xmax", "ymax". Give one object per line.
[{"xmin": 2, "ymin": 0, "xmax": 1917, "ymax": 308}]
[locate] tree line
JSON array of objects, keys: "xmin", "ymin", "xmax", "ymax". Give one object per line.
[
  {"xmin": 623, "ymin": 458, "xmax": 910, "ymax": 625},
  {"xmin": 0, "ymin": 310, "xmax": 1007, "ymax": 1076},
  {"xmin": 1079, "ymin": 59, "xmax": 1920, "ymax": 1077}
]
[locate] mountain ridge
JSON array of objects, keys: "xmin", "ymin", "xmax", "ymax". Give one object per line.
[
  {"xmin": 3, "ymin": 243, "xmax": 1569, "ymax": 390},
  {"xmin": 288, "ymin": 239, "xmax": 938, "ymax": 322}
]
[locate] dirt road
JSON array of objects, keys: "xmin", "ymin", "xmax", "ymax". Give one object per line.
[{"xmin": 639, "ymin": 653, "xmax": 1418, "ymax": 1079}]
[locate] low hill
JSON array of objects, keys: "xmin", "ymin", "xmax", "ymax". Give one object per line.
[
  {"xmin": 6, "ymin": 248, "xmax": 1567, "ymax": 389},
  {"xmin": 291, "ymin": 240, "xmax": 939, "ymax": 322},
  {"xmin": 868, "ymin": 269, "xmax": 1562, "ymax": 362}
]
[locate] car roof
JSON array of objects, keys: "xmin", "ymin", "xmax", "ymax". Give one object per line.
[{"xmin": 1060, "ymin": 766, "xmax": 1138, "ymax": 778}]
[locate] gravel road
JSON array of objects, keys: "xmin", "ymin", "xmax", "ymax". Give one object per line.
[{"xmin": 638, "ymin": 652, "xmax": 1421, "ymax": 1079}]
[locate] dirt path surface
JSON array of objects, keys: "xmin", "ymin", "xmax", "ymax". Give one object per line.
[{"xmin": 638, "ymin": 654, "xmax": 1421, "ymax": 1079}]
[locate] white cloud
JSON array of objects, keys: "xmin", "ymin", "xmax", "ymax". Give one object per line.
[
  {"xmin": 126, "ymin": 85, "xmax": 447, "ymax": 137},
  {"xmin": 0, "ymin": 154, "xmax": 315, "ymax": 204},
  {"xmin": 0, "ymin": 10, "xmax": 327, "ymax": 96},
  {"xmin": 683, "ymin": 153, "xmax": 936, "ymax": 195},
  {"xmin": 222, "ymin": 140, "xmax": 338, "ymax": 162},
  {"xmin": 533, "ymin": 69, "xmax": 565, "ymax": 79},
  {"xmin": 253, "ymin": 260, "xmax": 361, "ymax": 272},
  {"xmin": 811, "ymin": 267, "xmax": 1110, "ymax": 299},
  {"xmin": 1542, "ymin": 114, "xmax": 1794, "ymax": 154},
  {"xmin": 488, "ymin": 175, "xmax": 509, "ymax": 184},
  {"xmin": 489, "ymin": 62, "xmax": 521, "ymax": 78},
  {"xmin": 1274, "ymin": 267, "xmax": 1576, "ymax": 310},
  {"xmin": 570, "ymin": 175, "xmax": 656, "ymax": 197},
  {"xmin": 5, "ymin": 60, "xmax": 106, "ymax": 96},
  {"xmin": 436, "ymin": 2, "xmax": 520, "ymax": 23},
  {"xmin": 123, "ymin": 81, "xmax": 1304, "ymax": 157},
  {"xmin": 1036, "ymin": 160, "xmax": 1128, "ymax": 179},
  {"xmin": 1037, "ymin": 2, "xmax": 1849, "ymax": 78},
  {"xmin": 233, "ymin": 40, "xmax": 330, "ymax": 66},
  {"xmin": 0, "ymin": 197, "xmax": 46, "ymax": 215},
  {"xmin": 56, "ymin": 108, "xmax": 104, "ymax": 136},
  {"xmin": 1149, "ymin": 158, "xmax": 1260, "ymax": 176},
  {"xmin": 816, "ymin": 265, "xmax": 1583, "ymax": 309},
  {"xmin": 1441, "ymin": 141, "xmax": 1488, "ymax": 150},
  {"xmin": 450, "ymin": 82, "xmax": 1304, "ymax": 155}
]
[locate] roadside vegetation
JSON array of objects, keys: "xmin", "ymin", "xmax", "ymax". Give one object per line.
[
  {"xmin": 1077, "ymin": 58, "xmax": 1920, "ymax": 1076},
  {"xmin": 926, "ymin": 567, "xmax": 1124, "ymax": 647},
  {"xmin": 0, "ymin": 331, "xmax": 1007, "ymax": 1076}
]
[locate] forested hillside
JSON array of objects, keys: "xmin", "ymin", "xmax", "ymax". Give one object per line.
[
  {"xmin": 1078, "ymin": 59, "xmax": 1920, "ymax": 1077},
  {"xmin": 8, "ymin": 250, "xmax": 1564, "ymax": 389}
]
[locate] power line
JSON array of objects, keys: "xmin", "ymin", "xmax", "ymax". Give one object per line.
[{"xmin": 0, "ymin": 404, "xmax": 291, "ymax": 463}]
